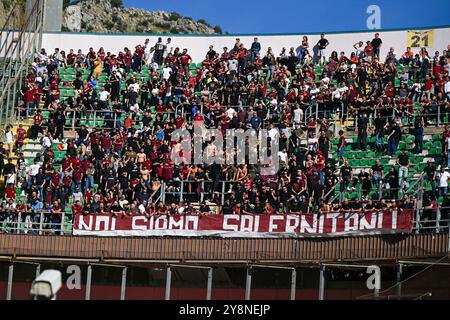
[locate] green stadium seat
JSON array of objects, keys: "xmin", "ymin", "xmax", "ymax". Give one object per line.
[{"xmin": 433, "ymin": 141, "xmax": 442, "ymax": 148}]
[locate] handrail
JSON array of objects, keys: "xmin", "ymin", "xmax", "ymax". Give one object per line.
[
  {"xmin": 0, "ymin": 209, "xmax": 448, "ymax": 236},
  {"xmin": 0, "ymin": 0, "xmax": 44, "ymax": 125}
]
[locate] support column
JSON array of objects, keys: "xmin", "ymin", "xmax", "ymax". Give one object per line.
[
  {"xmin": 319, "ymin": 264, "xmax": 325, "ymax": 300},
  {"xmin": 165, "ymin": 266, "xmax": 172, "ymax": 300},
  {"xmin": 6, "ymin": 263, "xmax": 14, "ymax": 300},
  {"xmin": 206, "ymin": 268, "xmax": 213, "ymax": 300},
  {"xmin": 85, "ymin": 264, "xmax": 92, "ymax": 300},
  {"xmin": 120, "ymin": 267, "xmax": 127, "ymax": 301},
  {"xmin": 290, "ymin": 268, "xmax": 297, "ymax": 301},
  {"xmin": 245, "ymin": 267, "xmax": 252, "ymax": 300},
  {"xmin": 396, "ymin": 263, "xmax": 403, "ymax": 300}
]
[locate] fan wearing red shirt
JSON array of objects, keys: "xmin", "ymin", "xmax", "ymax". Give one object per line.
[
  {"xmin": 16, "ymin": 200, "xmax": 26, "ymax": 212},
  {"xmin": 31, "ymin": 110, "xmax": 44, "ymax": 140},
  {"xmin": 72, "ymin": 200, "xmax": 83, "ymax": 216},
  {"xmin": 15, "ymin": 124, "xmax": 27, "ymax": 153},
  {"xmin": 67, "ymin": 49, "xmax": 76, "ymax": 66},
  {"xmin": 132, "ymin": 45, "xmax": 145, "ymax": 72},
  {"xmin": 179, "ymin": 49, "xmax": 192, "ymax": 78},
  {"xmin": 424, "ymin": 75, "xmax": 434, "ymax": 99},
  {"xmin": 50, "ymin": 170, "xmax": 61, "ymax": 187},
  {"xmin": 4, "ymin": 184, "xmax": 16, "ymax": 201},
  {"xmin": 123, "ymin": 48, "xmax": 132, "ymax": 73},
  {"xmin": 23, "ymin": 85, "xmax": 36, "ymax": 117}
]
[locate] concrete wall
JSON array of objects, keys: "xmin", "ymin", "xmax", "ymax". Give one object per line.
[{"xmin": 41, "ymin": 26, "xmax": 450, "ymax": 63}]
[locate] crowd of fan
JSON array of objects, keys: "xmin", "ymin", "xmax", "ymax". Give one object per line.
[{"xmin": 1, "ymin": 33, "xmax": 450, "ymax": 231}]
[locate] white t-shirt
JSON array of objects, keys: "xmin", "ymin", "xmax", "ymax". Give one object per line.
[
  {"xmin": 5, "ymin": 131, "xmax": 13, "ymax": 144},
  {"xmin": 444, "ymin": 81, "xmax": 450, "ymax": 94},
  {"xmin": 42, "ymin": 136, "xmax": 52, "ymax": 148},
  {"xmin": 438, "ymin": 171, "xmax": 450, "ymax": 187},
  {"xmin": 163, "ymin": 67, "xmax": 172, "ymax": 80},
  {"xmin": 164, "ymin": 42, "xmax": 174, "ymax": 57},
  {"xmin": 228, "ymin": 59, "xmax": 238, "ymax": 72},
  {"xmin": 29, "ymin": 163, "xmax": 41, "ymax": 176},
  {"xmin": 99, "ymin": 90, "xmax": 110, "ymax": 101},
  {"xmin": 72, "ymin": 191, "xmax": 83, "ymax": 203},
  {"xmin": 268, "ymin": 128, "xmax": 279, "ymax": 141},
  {"xmin": 278, "ymin": 150, "xmax": 288, "ymax": 163},
  {"xmin": 225, "ymin": 107, "xmax": 237, "ymax": 119},
  {"xmin": 332, "ymin": 89, "xmax": 341, "ymax": 100},
  {"xmin": 293, "ymin": 108, "xmax": 303, "ymax": 124}
]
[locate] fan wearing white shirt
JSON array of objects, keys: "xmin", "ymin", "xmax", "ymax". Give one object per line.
[
  {"xmin": 268, "ymin": 123, "xmax": 279, "ymax": 141},
  {"xmin": 437, "ymin": 166, "xmax": 450, "ymax": 197},
  {"xmin": 293, "ymin": 105, "xmax": 304, "ymax": 125},
  {"xmin": 444, "ymin": 78, "xmax": 450, "ymax": 101},
  {"xmin": 164, "ymin": 38, "xmax": 174, "ymax": 60},
  {"xmin": 162, "ymin": 65, "xmax": 172, "ymax": 80},
  {"xmin": 225, "ymin": 107, "xmax": 237, "ymax": 119},
  {"xmin": 98, "ymin": 89, "xmax": 110, "ymax": 109}
]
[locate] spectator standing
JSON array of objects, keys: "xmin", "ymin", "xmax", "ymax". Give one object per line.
[
  {"xmin": 356, "ymin": 112, "xmax": 368, "ymax": 150},
  {"xmin": 153, "ymin": 37, "xmax": 166, "ymax": 66},
  {"xmin": 316, "ymin": 34, "xmax": 329, "ymax": 65},
  {"xmin": 371, "ymin": 33, "xmax": 382, "ymax": 58},
  {"xmin": 397, "ymin": 150, "xmax": 410, "ymax": 190},
  {"xmin": 437, "ymin": 166, "xmax": 450, "ymax": 197},
  {"xmin": 250, "ymin": 37, "xmax": 261, "ymax": 62},
  {"xmin": 413, "ymin": 113, "xmax": 424, "ymax": 154},
  {"xmin": 422, "ymin": 161, "xmax": 437, "ymax": 196},
  {"xmin": 179, "ymin": 49, "xmax": 192, "ymax": 79},
  {"xmin": 3, "ymin": 126, "xmax": 13, "ymax": 156}
]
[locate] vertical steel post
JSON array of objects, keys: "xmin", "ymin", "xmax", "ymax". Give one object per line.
[
  {"xmin": 245, "ymin": 266, "xmax": 252, "ymax": 300},
  {"xmin": 290, "ymin": 268, "xmax": 297, "ymax": 301},
  {"xmin": 6, "ymin": 263, "xmax": 14, "ymax": 300},
  {"xmin": 120, "ymin": 267, "xmax": 127, "ymax": 301},
  {"xmin": 39, "ymin": 211, "xmax": 44, "ymax": 235},
  {"xmin": 221, "ymin": 181, "xmax": 225, "ymax": 205},
  {"xmin": 180, "ymin": 181, "xmax": 184, "ymax": 202},
  {"xmin": 85, "ymin": 264, "xmax": 92, "ymax": 300},
  {"xmin": 36, "ymin": 264, "xmax": 41, "ymax": 278},
  {"xmin": 17, "ymin": 212, "xmax": 22, "ymax": 234},
  {"xmin": 319, "ymin": 264, "xmax": 325, "ymax": 300},
  {"xmin": 396, "ymin": 263, "xmax": 403, "ymax": 300},
  {"xmin": 206, "ymin": 268, "xmax": 213, "ymax": 300},
  {"xmin": 61, "ymin": 212, "xmax": 65, "ymax": 235},
  {"xmin": 436, "ymin": 207, "xmax": 441, "ymax": 233},
  {"xmin": 165, "ymin": 266, "xmax": 172, "ymax": 300}
]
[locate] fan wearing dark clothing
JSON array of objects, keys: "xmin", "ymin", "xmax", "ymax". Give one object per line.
[
  {"xmin": 387, "ymin": 166, "xmax": 399, "ymax": 200},
  {"xmin": 357, "ymin": 112, "xmax": 369, "ymax": 150}
]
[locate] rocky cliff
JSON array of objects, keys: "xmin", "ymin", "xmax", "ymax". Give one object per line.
[
  {"xmin": 0, "ymin": 0, "xmax": 222, "ymax": 34},
  {"xmin": 62, "ymin": 0, "xmax": 222, "ymax": 34}
]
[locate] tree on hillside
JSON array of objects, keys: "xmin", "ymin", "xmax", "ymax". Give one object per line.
[{"xmin": 109, "ymin": 0, "xmax": 123, "ymax": 8}]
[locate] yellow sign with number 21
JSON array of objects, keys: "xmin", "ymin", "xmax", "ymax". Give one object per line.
[{"xmin": 407, "ymin": 30, "xmax": 434, "ymax": 48}]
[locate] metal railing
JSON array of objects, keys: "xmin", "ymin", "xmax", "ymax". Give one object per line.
[
  {"xmin": 0, "ymin": 207, "xmax": 448, "ymax": 236},
  {"xmin": 0, "ymin": 211, "xmax": 71, "ymax": 235},
  {"xmin": 0, "ymin": 0, "xmax": 45, "ymax": 125}
]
